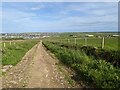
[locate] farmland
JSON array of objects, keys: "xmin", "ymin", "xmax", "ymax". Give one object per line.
[
  {"xmin": 2, "ymin": 0, "xmax": 120, "ymax": 88},
  {"xmin": 1, "ymin": 32, "xmax": 120, "ymax": 88},
  {"xmin": 1, "ymin": 40, "xmax": 38, "ymax": 66},
  {"xmin": 44, "ymin": 37, "xmax": 119, "ymax": 51},
  {"xmin": 42, "ymin": 33, "xmax": 120, "ymax": 88}
]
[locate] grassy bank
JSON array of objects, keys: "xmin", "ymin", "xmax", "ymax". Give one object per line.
[{"xmin": 43, "ymin": 41, "xmax": 120, "ymax": 88}]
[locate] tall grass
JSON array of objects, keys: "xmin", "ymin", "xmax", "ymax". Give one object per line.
[{"xmin": 43, "ymin": 41, "xmax": 120, "ymax": 88}]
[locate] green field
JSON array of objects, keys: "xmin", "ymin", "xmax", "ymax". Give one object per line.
[
  {"xmin": 1, "ymin": 32, "xmax": 119, "ymax": 88},
  {"xmin": 42, "ymin": 32, "xmax": 120, "ymax": 88},
  {"xmin": 44, "ymin": 37, "xmax": 119, "ymax": 51},
  {"xmin": 1, "ymin": 40, "xmax": 38, "ymax": 66}
]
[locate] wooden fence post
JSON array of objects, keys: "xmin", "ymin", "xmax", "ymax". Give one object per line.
[
  {"xmin": 10, "ymin": 42, "xmax": 12, "ymax": 45},
  {"xmin": 102, "ymin": 37, "xmax": 105, "ymax": 49},
  {"xmin": 75, "ymin": 38, "xmax": 77, "ymax": 44},
  {"xmin": 85, "ymin": 37, "xmax": 87, "ymax": 46},
  {"xmin": 4, "ymin": 43, "xmax": 6, "ymax": 47},
  {"xmin": 68, "ymin": 39, "xmax": 70, "ymax": 43}
]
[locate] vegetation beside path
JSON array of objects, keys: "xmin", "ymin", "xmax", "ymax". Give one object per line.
[
  {"xmin": 2, "ymin": 40, "xmax": 39, "ymax": 66},
  {"xmin": 43, "ymin": 41, "xmax": 120, "ymax": 88}
]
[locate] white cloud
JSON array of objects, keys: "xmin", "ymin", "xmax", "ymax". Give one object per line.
[
  {"xmin": 2, "ymin": 2, "xmax": 118, "ymax": 33},
  {"xmin": 30, "ymin": 4, "xmax": 45, "ymax": 10}
]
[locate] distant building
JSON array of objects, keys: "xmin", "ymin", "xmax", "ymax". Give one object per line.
[
  {"xmin": 112, "ymin": 35, "xmax": 119, "ymax": 37},
  {"xmin": 86, "ymin": 34, "xmax": 94, "ymax": 37},
  {"xmin": 42, "ymin": 36, "xmax": 50, "ymax": 38}
]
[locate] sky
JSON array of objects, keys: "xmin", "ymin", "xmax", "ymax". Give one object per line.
[{"xmin": 2, "ymin": 2, "xmax": 118, "ymax": 33}]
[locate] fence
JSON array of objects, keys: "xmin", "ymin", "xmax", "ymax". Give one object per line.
[
  {"xmin": 46, "ymin": 37, "xmax": 118, "ymax": 50},
  {"xmin": 2, "ymin": 41, "xmax": 16, "ymax": 48}
]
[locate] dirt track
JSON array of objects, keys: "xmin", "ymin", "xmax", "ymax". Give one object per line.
[{"xmin": 2, "ymin": 41, "xmax": 80, "ymax": 88}]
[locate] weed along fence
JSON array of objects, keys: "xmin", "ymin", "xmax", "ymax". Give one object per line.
[{"xmin": 44, "ymin": 37, "xmax": 120, "ymax": 66}]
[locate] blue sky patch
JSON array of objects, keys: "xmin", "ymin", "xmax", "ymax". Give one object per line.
[{"xmin": 2, "ymin": 2, "xmax": 118, "ymax": 33}]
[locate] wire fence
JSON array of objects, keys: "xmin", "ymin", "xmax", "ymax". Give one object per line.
[{"xmin": 46, "ymin": 37, "xmax": 118, "ymax": 50}]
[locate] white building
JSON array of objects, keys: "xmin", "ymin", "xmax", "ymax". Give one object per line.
[
  {"xmin": 86, "ymin": 34, "xmax": 94, "ymax": 37},
  {"xmin": 112, "ymin": 35, "xmax": 119, "ymax": 37}
]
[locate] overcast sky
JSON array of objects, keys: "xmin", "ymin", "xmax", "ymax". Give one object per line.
[{"xmin": 2, "ymin": 2, "xmax": 118, "ymax": 33}]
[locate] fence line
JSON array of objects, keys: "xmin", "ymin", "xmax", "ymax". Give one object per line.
[
  {"xmin": 47, "ymin": 37, "xmax": 107, "ymax": 49},
  {"xmin": 4, "ymin": 43, "xmax": 6, "ymax": 47}
]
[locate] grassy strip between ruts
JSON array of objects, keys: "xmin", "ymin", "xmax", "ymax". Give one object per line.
[
  {"xmin": 43, "ymin": 41, "xmax": 120, "ymax": 88},
  {"xmin": 2, "ymin": 40, "xmax": 38, "ymax": 66}
]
